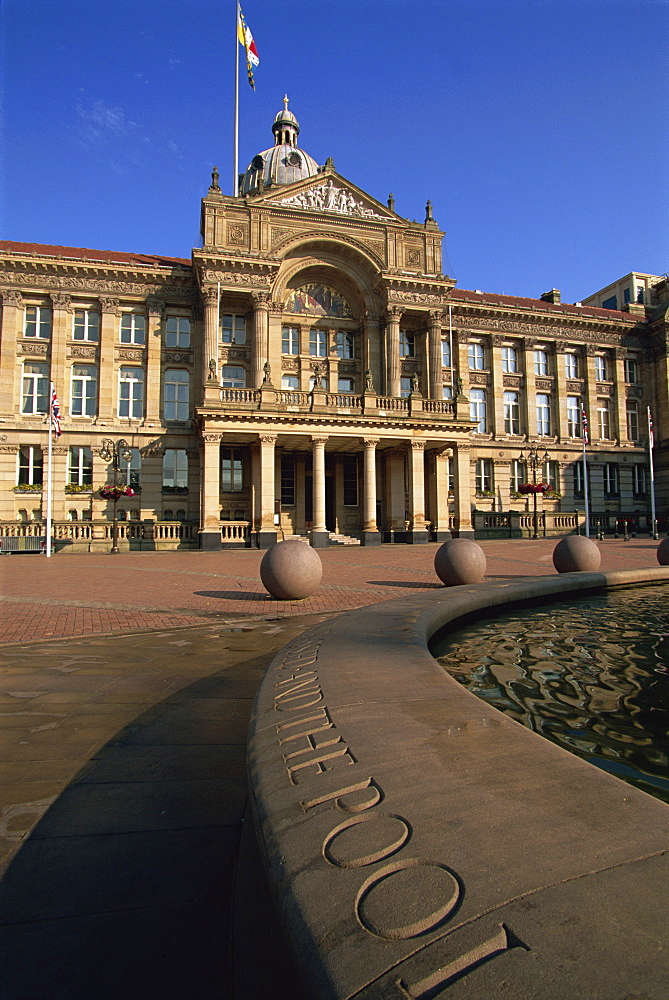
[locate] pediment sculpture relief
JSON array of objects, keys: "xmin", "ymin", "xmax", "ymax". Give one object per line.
[{"xmin": 272, "ymin": 179, "xmax": 391, "ymax": 221}]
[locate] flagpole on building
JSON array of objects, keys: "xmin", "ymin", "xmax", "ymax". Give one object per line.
[
  {"xmin": 448, "ymin": 304, "xmax": 453, "ymax": 394},
  {"xmin": 581, "ymin": 408, "xmax": 590, "ymax": 538},
  {"xmin": 46, "ymin": 385, "xmax": 54, "ymax": 558},
  {"xmin": 234, "ymin": 0, "xmax": 240, "ymax": 195},
  {"xmin": 648, "ymin": 405, "xmax": 657, "ymax": 538}
]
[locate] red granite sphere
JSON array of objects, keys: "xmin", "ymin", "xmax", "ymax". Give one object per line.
[
  {"xmin": 552, "ymin": 535, "xmax": 601, "ymax": 573},
  {"xmin": 260, "ymin": 538, "xmax": 323, "ymax": 600},
  {"xmin": 656, "ymin": 537, "xmax": 669, "ymax": 565},
  {"xmin": 434, "ymin": 538, "xmax": 487, "ymax": 586}
]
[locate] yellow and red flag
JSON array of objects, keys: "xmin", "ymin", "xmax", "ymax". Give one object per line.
[{"xmin": 237, "ymin": 4, "xmax": 259, "ymax": 90}]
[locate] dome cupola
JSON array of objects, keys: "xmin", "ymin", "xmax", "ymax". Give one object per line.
[{"xmin": 240, "ymin": 96, "xmax": 320, "ymax": 197}]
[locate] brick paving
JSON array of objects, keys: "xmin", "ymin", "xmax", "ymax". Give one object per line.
[{"xmin": 0, "ymin": 537, "xmax": 662, "ymax": 644}]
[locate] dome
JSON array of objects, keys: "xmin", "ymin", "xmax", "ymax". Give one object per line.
[{"xmin": 241, "ymin": 96, "xmax": 320, "ymax": 197}]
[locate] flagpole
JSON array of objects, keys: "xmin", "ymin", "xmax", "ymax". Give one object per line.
[
  {"xmin": 448, "ymin": 304, "xmax": 453, "ymax": 394},
  {"xmin": 648, "ymin": 405, "xmax": 657, "ymax": 537},
  {"xmin": 234, "ymin": 0, "xmax": 240, "ymax": 195},
  {"xmin": 46, "ymin": 387, "xmax": 53, "ymax": 558},
  {"xmin": 582, "ymin": 436, "xmax": 590, "ymax": 538}
]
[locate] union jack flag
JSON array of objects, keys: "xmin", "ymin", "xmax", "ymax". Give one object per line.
[
  {"xmin": 648, "ymin": 405, "xmax": 654, "ymax": 448},
  {"xmin": 51, "ymin": 383, "xmax": 61, "ymax": 438},
  {"xmin": 581, "ymin": 406, "xmax": 589, "ymax": 445}
]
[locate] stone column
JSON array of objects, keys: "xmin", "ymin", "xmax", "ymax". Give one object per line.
[
  {"xmin": 258, "ymin": 434, "xmax": 278, "ymax": 549},
  {"xmin": 385, "ymin": 306, "xmax": 402, "ymax": 397},
  {"xmin": 430, "ymin": 448, "xmax": 452, "ymax": 541},
  {"xmin": 146, "ymin": 298, "xmax": 163, "ymax": 422},
  {"xmin": 98, "ymin": 297, "xmax": 120, "ymax": 420},
  {"xmin": 453, "ymin": 443, "xmax": 474, "ymax": 537},
  {"xmin": 614, "ymin": 348, "xmax": 628, "ymax": 444},
  {"xmin": 202, "ymin": 285, "xmax": 220, "ymax": 405},
  {"xmin": 553, "ymin": 340, "xmax": 568, "ymax": 440},
  {"xmin": 584, "ymin": 347, "xmax": 599, "ymax": 443},
  {"xmin": 523, "ymin": 337, "xmax": 537, "ymax": 438},
  {"xmin": 408, "ymin": 441, "xmax": 429, "ymax": 543},
  {"xmin": 311, "ymin": 435, "xmax": 329, "ymax": 548},
  {"xmin": 384, "ymin": 449, "xmax": 407, "ymax": 542},
  {"xmin": 363, "ymin": 311, "xmax": 381, "ymax": 392},
  {"xmin": 49, "ymin": 293, "xmax": 71, "ymax": 415},
  {"xmin": 362, "ymin": 438, "xmax": 380, "ymax": 546},
  {"xmin": 0, "ymin": 290, "xmax": 23, "ymax": 416},
  {"xmin": 252, "ymin": 292, "xmax": 270, "ymax": 388},
  {"xmin": 428, "ymin": 310, "xmax": 443, "ymax": 400},
  {"xmin": 490, "ymin": 335, "xmax": 506, "ymax": 437},
  {"xmin": 199, "ymin": 432, "xmax": 221, "ymax": 550}
]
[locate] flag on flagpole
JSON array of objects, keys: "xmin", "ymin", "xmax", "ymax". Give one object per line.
[
  {"xmin": 581, "ymin": 406, "xmax": 589, "ymax": 445},
  {"xmin": 51, "ymin": 383, "xmax": 61, "ymax": 438},
  {"xmin": 648, "ymin": 405, "xmax": 654, "ymax": 448},
  {"xmin": 237, "ymin": 4, "xmax": 259, "ymax": 90}
]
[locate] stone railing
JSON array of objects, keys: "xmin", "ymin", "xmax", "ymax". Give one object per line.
[
  {"xmin": 0, "ymin": 520, "xmax": 198, "ymax": 552},
  {"xmin": 473, "ymin": 509, "xmax": 583, "ymax": 538},
  {"xmin": 220, "ymin": 521, "xmax": 250, "ymax": 546}
]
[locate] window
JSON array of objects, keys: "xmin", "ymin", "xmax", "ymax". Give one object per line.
[
  {"xmin": 280, "ymin": 453, "xmax": 295, "ymax": 506},
  {"xmin": 470, "ymin": 388, "xmax": 487, "ymax": 432},
  {"xmin": 442, "ymin": 384, "xmax": 452, "ymax": 400},
  {"xmin": 309, "ymin": 329, "xmax": 327, "ymax": 357},
  {"xmin": 163, "ymin": 449, "xmax": 188, "ymax": 488},
  {"xmin": 501, "ymin": 346, "xmax": 517, "ymax": 373},
  {"xmin": 603, "ymin": 463, "xmax": 619, "ymax": 496},
  {"xmin": 503, "ymin": 391, "xmax": 520, "ymax": 434},
  {"xmin": 636, "ymin": 286, "xmax": 645, "ymax": 304},
  {"xmin": 73, "ymin": 309, "xmax": 99, "ymax": 342},
  {"xmin": 309, "ymin": 374, "xmax": 328, "ymax": 391},
  {"xmin": 511, "ymin": 459, "xmax": 527, "ymax": 492},
  {"xmin": 24, "ymin": 305, "xmax": 52, "ymax": 339},
  {"xmin": 338, "ymin": 377, "xmax": 355, "ymax": 393},
  {"xmin": 121, "ymin": 448, "xmax": 141, "ymax": 488},
  {"xmin": 567, "ymin": 396, "xmax": 582, "ymax": 437},
  {"xmin": 468, "ymin": 343, "xmax": 485, "ymax": 370},
  {"xmin": 475, "ymin": 458, "xmax": 493, "ymax": 494},
  {"xmin": 281, "ymin": 375, "xmax": 299, "ymax": 389},
  {"xmin": 399, "ymin": 330, "xmax": 414, "ymax": 358},
  {"xmin": 70, "ymin": 364, "xmax": 98, "ymax": 417},
  {"xmin": 17, "ymin": 446, "xmax": 43, "ymax": 486},
  {"xmin": 68, "ymin": 446, "xmax": 93, "ymax": 487},
  {"xmin": 118, "ymin": 366, "xmax": 144, "ymax": 419},
  {"xmin": 633, "ymin": 465, "xmax": 647, "ymax": 495},
  {"xmin": 165, "ymin": 316, "xmax": 191, "ymax": 348},
  {"xmin": 282, "ymin": 326, "xmax": 299, "ymax": 354},
  {"xmin": 594, "ymin": 356, "xmax": 608, "ymax": 381},
  {"xmin": 623, "ymin": 287, "xmax": 631, "ymax": 305},
  {"xmin": 534, "ymin": 350, "xmax": 549, "ymax": 376},
  {"xmin": 542, "ymin": 460, "xmax": 560, "ymax": 493},
  {"xmin": 565, "ymin": 353, "xmax": 579, "ymax": 379},
  {"xmin": 574, "ymin": 462, "xmax": 586, "ymax": 497},
  {"xmin": 221, "ymin": 447, "xmax": 243, "ymax": 492},
  {"xmin": 624, "ymin": 358, "xmax": 638, "ymax": 383},
  {"xmin": 343, "ymin": 455, "xmax": 358, "ymax": 506},
  {"xmin": 536, "ymin": 393, "xmax": 551, "ymax": 436},
  {"xmin": 22, "ymin": 362, "xmax": 49, "ymax": 414},
  {"xmin": 602, "ymin": 295, "xmax": 617, "ymax": 310},
  {"xmin": 441, "ymin": 340, "xmax": 451, "ymax": 367},
  {"xmin": 626, "ymin": 402, "xmax": 639, "ymax": 441},
  {"xmin": 336, "ymin": 331, "xmax": 355, "ymax": 360},
  {"xmin": 221, "ymin": 366, "xmax": 246, "ymax": 388},
  {"xmin": 120, "ymin": 313, "xmax": 146, "ymax": 345},
  {"xmin": 400, "ymin": 377, "xmax": 412, "ymax": 398},
  {"xmin": 597, "ymin": 399, "xmax": 611, "ymax": 440},
  {"xmin": 164, "ymin": 369, "xmax": 189, "ymax": 421},
  {"xmin": 221, "ymin": 314, "xmax": 246, "ymax": 344}
]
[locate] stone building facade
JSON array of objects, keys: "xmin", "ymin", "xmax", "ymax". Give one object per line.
[{"xmin": 1, "ymin": 102, "xmax": 667, "ymax": 550}]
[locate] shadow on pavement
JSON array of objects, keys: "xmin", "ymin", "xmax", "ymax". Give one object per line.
[
  {"xmin": 0, "ymin": 664, "xmax": 307, "ymax": 1000},
  {"xmin": 195, "ymin": 589, "xmax": 270, "ymax": 601}
]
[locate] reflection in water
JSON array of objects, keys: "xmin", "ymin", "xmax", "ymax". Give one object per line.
[{"xmin": 432, "ymin": 587, "xmax": 669, "ymax": 802}]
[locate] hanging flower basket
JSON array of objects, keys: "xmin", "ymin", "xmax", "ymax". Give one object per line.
[
  {"xmin": 98, "ymin": 485, "xmax": 135, "ymax": 501},
  {"xmin": 517, "ymin": 482, "xmax": 550, "ymax": 495}
]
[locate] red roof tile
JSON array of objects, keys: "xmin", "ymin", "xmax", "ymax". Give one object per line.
[
  {"xmin": 0, "ymin": 241, "xmax": 192, "ymax": 270},
  {"xmin": 450, "ymin": 286, "xmax": 638, "ymax": 323}
]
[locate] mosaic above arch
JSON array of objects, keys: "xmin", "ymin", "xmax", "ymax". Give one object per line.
[{"xmin": 285, "ymin": 283, "xmax": 354, "ymax": 319}]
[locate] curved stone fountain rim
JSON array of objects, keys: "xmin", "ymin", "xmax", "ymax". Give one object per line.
[{"xmin": 248, "ymin": 567, "xmax": 669, "ymax": 1000}]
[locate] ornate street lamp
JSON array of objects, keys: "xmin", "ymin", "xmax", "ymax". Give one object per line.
[
  {"xmin": 99, "ymin": 438, "xmax": 133, "ymax": 554},
  {"xmin": 518, "ymin": 444, "xmax": 550, "ymax": 540}
]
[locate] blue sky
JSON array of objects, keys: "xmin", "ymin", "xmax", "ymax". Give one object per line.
[{"xmin": 1, "ymin": 0, "xmax": 667, "ymax": 303}]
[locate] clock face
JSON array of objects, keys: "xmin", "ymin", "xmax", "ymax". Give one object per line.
[{"xmin": 288, "ymin": 151, "xmax": 302, "ymax": 167}]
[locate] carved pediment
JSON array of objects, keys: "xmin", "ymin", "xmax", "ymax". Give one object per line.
[{"xmin": 266, "ymin": 176, "xmax": 395, "ymax": 223}]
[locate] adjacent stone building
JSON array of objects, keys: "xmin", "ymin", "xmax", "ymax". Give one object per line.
[{"xmin": 1, "ymin": 100, "xmax": 667, "ymax": 550}]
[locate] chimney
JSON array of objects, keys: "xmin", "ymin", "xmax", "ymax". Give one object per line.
[{"xmin": 540, "ymin": 288, "xmax": 561, "ymax": 304}]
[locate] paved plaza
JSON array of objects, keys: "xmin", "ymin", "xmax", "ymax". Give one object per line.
[{"xmin": 0, "ymin": 537, "xmax": 663, "ymax": 998}]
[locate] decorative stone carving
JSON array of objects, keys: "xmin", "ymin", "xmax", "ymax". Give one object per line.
[
  {"xmin": 405, "ymin": 247, "xmax": 422, "ymax": 267},
  {"xmin": 202, "ymin": 286, "xmax": 219, "ymax": 305},
  {"xmin": 535, "ymin": 377, "xmax": 553, "ymax": 390},
  {"xmin": 0, "ymin": 270, "xmax": 193, "ymax": 299},
  {"xmin": 147, "ymin": 298, "xmax": 164, "ymax": 318},
  {"xmin": 273, "ymin": 179, "xmax": 392, "ymax": 220},
  {"xmin": 469, "ymin": 372, "xmax": 489, "ymax": 386},
  {"xmin": 203, "ymin": 433, "xmax": 221, "ymax": 444},
  {"xmin": 50, "ymin": 292, "xmax": 72, "ymax": 312},
  {"xmin": 117, "ymin": 348, "xmax": 144, "ymax": 362},
  {"xmin": 281, "ymin": 359, "xmax": 298, "ymax": 371},
  {"xmin": 99, "ymin": 297, "xmax": 120, "ymax": 315},
  {"xmin": 595, "ymin": 383, "xmax": 614, "ymax": 396},
  {"xmin": 625, "ymin": 385, "xmax": 643, "ymax": 398},
  {"xmin": 386, "ymin": 305, "xmax": 403, "ymax": 321},
  {"xmin": 503, "ymin": 375, "xmax": 523, "ymax": 388},
  {"xmin": 491, "ymin": 334, "xmax": 506, "ymax": 347},
  {"xmin": 566, "ymin": 379, "xmax": 585, "ymax": 392},
  {"xmin": 391, "ymin": 290, "xmax": 445, "ymax": 305},
  {"xmin": 227, "ymin": 223, "xmax": 248, "ymax": 246},
  {"xmin": 1, "ymin": 288, "xmax": 23, "ymax": 306},
  {"xmin": 271, "ymin": 228, "xmax": 292, "ymax": 248},
  {"xmin": 70, "ymin": 346, "xmax": 97, "ymax": 359},
  {"xmin": 252, "ymin": 291, "xmax": 270, "ymax": 308},
  {"xmin": 164, "ymin": 352, "xmax": 192, "ymax": 364},
  {"xmin": 19, "ymin": 342, "xmax": 48, "ymax": 356}
]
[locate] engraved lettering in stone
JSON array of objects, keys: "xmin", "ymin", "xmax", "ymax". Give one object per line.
[
  {"xmin": 282, "ymin": 730, "xmax": 343, "ymax": 761},
  {"xmin": 278, "ymin": 713, "xmax": 334, "ymax": 746},
  {"xmin": 286, "ymin": 745, "xmax": 356, "ymax": 785},
  {"xmin": 355, "ymin": 860, "xmax": 461, "ymax": 940},
  {"xmin": 395, "ymin": 924, "xmax": 523, "ymax": 998},
  {"xmin": 275, "ymin": 707, "xmax": 332, "ymax": 736},
  {"xmin": 274, "ymin": 671, "xmax": 318, "ymax": 691},
  {"xmin": 323, "ymin": 813, "xmax": 410, "ymax": 869},
  {"xmin": 301, "ymin": 777, "xmax": 382, "ymax": 814}
]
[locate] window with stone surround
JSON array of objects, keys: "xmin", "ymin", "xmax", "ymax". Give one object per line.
[
  {"xmin": 534, "ymin": 350, "xmax": 549, "ymax": 376},
  {"xmin": 470, "ymin": 388, "xmax": 487, "ymax": 432},
  {"xmin": 68, "ymin": 447, "xmax": 93, "ymax": 487},
  {"xmin": 165, "ymin": 316, "xmax": 191, "ymax": 348},
  {"xmin": 594, "ymin": 356, "xmax": 608, "ymax": 381},
  {"xmin": 164, "ymin": 369, "xmax": 189, "ymax": 421},
  {"xmin": 71, "ymin": 364, "xmax": 98, "ymax": 417},
  {"xmin": 441, "ymin": 340, "xmax": 451, "ymax": 367},
  {"xmin": 597, "ymin": 398, "xmax": 611, "ymax": 439},
  {"xmin": 603, "ymin": 463, "xmax": 619, "ymax": 496},
  {"xmin": 24, "ymin": 305, "xmax": 52, "ymax": 339},
  {"xmin": 120, "ymin": 313, "xmax": 146, "ymax": 345},
  {"xmin": 336, "ymin": 331, "xmax": 355, "ymax": 360},
  {"xmin": 565, "ymin": 353, "xmax": 579, "ymax": 379},
  {"xmin": 163, "ymin": 449, "xmax": 188, "ymax": 489},
  {"xmin": 536, "ymin": 393, "xmax": 551, "ymax": 436},
  {"xmin": 221, "ymin": 366, "xmax": 246, "ymax": 388},
  {"xmin": 567, "ymin": 396, "xmax": 582, "ymax": 437},
  {"xmin": 399, "ymin": 330, "xmax": 414, "ymax": 358},
  {"xmin": 221, "ymin": 447, "xmax": 244, "ymax": 492},
  {"xmin": 118, "ymin": 366, "xmax": 144, "ymax": 419},
  {"xmin": 282, "ymin": 326, "xmax": 299, "ymax": 355},
  {"xmin": 475, "ymin": 458, "xmax": 493, "ymax": 494},
  {"xmin": 17, "ymin": 445, "xmax": 43, "ymax": 486},
  {"xmin": 309, "ymin": 329, "xmax": 327, "ymax": 357},
  {"xmin": 221, "ymin": 314, "xmax": 246, "ymax": 345},
  {"xmin": 468, "ymin": 342, "xmax": 485, "ymax": 370},
  {"xmin": 502, "ymin": 346, "xmax": 517, "ymax": 373},
  {"xmin": 626, "ymin": 401, "xmax": 639, "ymax": 442},
  {"xmin": 503, "ymin": 391, "xmax": 520, "ymax": 434},
  {"xmin": 73, "ymin": 309, "xmax": 99, "ymax": 342},
  {"xmin": 22, "ymin": 362, "xmax": 49, "ymax": 414}
]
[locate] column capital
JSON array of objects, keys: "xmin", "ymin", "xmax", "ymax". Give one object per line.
[
  {"xmin": 203, "ymin": 433, "xmax": 221, "ymax": 444},
  {"xmin": 147, "ymin": 297, "xmax": 165, "ymax": 318},
  {"xmin": 1, "ymin": 288, "xmax": 23, "ymax": 307},
  {"xmin": 50, "ymin": 292, "xmax": 72, "ymax": 313},
  {"xmin": 252, "ymin": 291, "xmax": 271, "ymax": 309},
  {"xmin": 99, "ymin": 296, "xmax": 120, "ymax": 316},
  {"xmin": 259, "ymin": 433, "xmax": 277, "ymax": 446},
  {"xmin": 311, "ymin": 435, "xmax": 328, "ymax": 447},
  {"xmin": 202, "ymin": 286, "xmax": 219, "ymax": 306},
  {"xmin": 363, "ymin": 438, "xmax": 379, "ymax": 449},
  {"xmin": 386, "ymin": 305, "xmax": 403, "ymax": 322},
  {"xmin": 411, "ymin": 440, "xmax": 425, "ymax": 452}
]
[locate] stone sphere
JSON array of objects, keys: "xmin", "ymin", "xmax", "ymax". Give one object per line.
[
  {"xmin": 434, "ymin": 538, "xmax": 487, "ymax": 586},
  {"xmin": 260, "ymin": 538, "xmax": 322, "ymax": 600},
  {"xmin": 552, "ymin": 535, "xmax": 601, "ymax": 573},
  {"xmin": 656, "ymin": 537, "xmax": 669, "ymax": 565}
]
